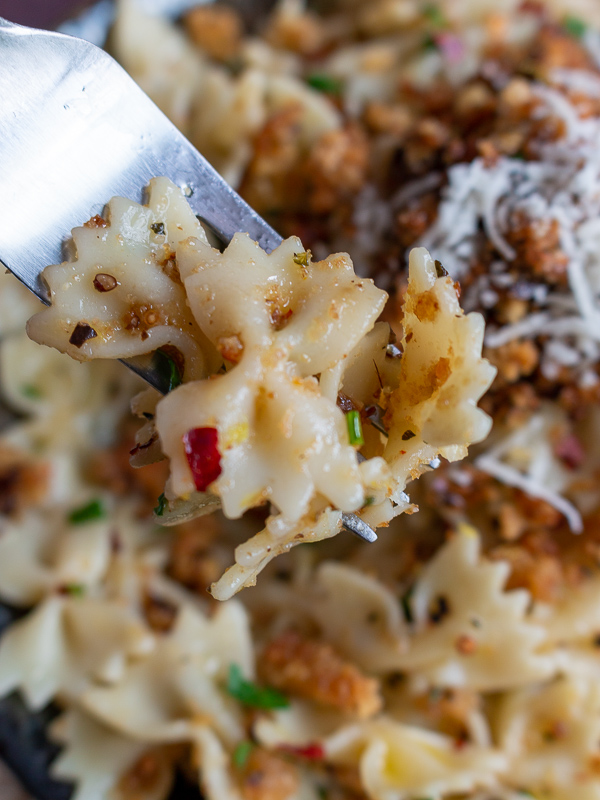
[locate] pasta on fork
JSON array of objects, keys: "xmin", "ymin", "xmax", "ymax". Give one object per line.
[{"xmin": 28, "ymin": 176, "xmax": 495, "ymax": 598}]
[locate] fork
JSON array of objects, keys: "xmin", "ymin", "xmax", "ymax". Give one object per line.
[{"xmin": 0, "ymin": 18, "xmax": 377, "ymax": 544}]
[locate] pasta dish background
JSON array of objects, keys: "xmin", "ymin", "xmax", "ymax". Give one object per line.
[{"xmin": 4, "ymin": 1, "xmax": 600, "ymax": 799}]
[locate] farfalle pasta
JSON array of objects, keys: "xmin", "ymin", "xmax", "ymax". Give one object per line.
[
  {"xmin": 5, "ymin": 2, "xmax": 600, "ymax": 800},
  {"xmin": 28, "ymin": 178, "xmax": 494, "ymax": 598}
]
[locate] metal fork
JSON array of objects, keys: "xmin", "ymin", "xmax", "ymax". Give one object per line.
[{"xmin": 0, "ymin": 18, "xmax": 377, "ymax": 544}]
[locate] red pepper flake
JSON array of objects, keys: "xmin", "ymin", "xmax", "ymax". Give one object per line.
[
  {"xmin": 129, "ymin": 434, "xmax": 158, "ymax": 457},
  {"xmin": 83, "ymin": 214, "xmax": 108, "ymax": 229},
  {"xmin": 436, "ymin": 32, "xmax": 464, "ymax": 63},
  {"xmin": 554, "ymin": 433, "xmax": 585, "ymax": 470},
  {"xmin": 278, "ymin": 743, "xmax": 325, "ymax": 760},
  {"xmin": 453, "ymin": 733, "xmax": 469, "ymax": 750},
  {"xmin": 455, "ymin": 634, "xmax": 477, "ymax": 655},
  {"xmin": 69, "ymin": 322, "xmax": 97, "ymax": 348},
  {"xmin": 183, "ymin": 427, "xmax": 222, "ymax": 491}
]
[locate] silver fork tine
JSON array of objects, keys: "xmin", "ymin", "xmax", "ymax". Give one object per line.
[
  {"xmin": 0, "ymin": 18, "xmax": 376, "ymax": 544},
  {"xmin": 0, "ymin": 16, "xmax": 281, "ymax": 308}
]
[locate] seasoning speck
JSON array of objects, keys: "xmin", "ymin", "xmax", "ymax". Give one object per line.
[
  {"xmin": 93, "ymin": 273, "xmax": 119, "ymax": 293},
  {"xmin": 69, "ymin": 322, "xmax": 97, "ymax": 348},
  {"xmin": 434, "ymin": 260, "xmax": 448, "ymax": 278}
]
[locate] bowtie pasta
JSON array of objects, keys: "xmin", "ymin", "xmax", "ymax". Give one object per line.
[
  {"xmin": 5, "ymin": 2, "xmax": 600, "ymax": 799},
  {"xmin": 28, "ymin": 177, "xmax": 495, "ymax": 597}
]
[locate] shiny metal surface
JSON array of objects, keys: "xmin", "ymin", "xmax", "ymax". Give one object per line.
[
  {"xmin": 0, "ymin": 16, "xmax": 282, "ymax": 390},
  {"xmin": 0, "ymin": 8, "xmax": 378, "ymax": 800},
  {"xmin": 0, "ymin": 16, "xmax": 376, "ymax": 542}
]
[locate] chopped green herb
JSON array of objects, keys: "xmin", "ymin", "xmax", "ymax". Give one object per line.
[
  {"xmin": 423, "ymin": 3, "xmax": 447, "ymax": 28},
  {"xmin": 317, "ymin": 788, "xmax": 329, "ymax": 800},
  {"xmin": 21, "ymin": 384, "xmax": 42, "ymax": 399},
  {"xmin": 434, "ymin": 259, "xmax": 448, "ymax": 278},
  {"xmin": 69, "ymin": 499, "xmax": 106, "ymax": 525},
  {"xmin": 400, "ymin": 586, "xmax": 414, "ymax": 624},
  {"xmin": 232, "ymin": 740, "xmax": 254, "ymax": 769},
  {"xmin": 150, "ymin": 221, "xmax": 165, "ymax": 235},
  {"xmin": 401, "ymin": 430, "xmax": 416, "ymax": 441},
  {"xmin": 306, "ymin": 73, "xmax": 343, "ymax": 94},
  {"xmin": 293, "ymin": 250, "xmax": 312, "ymax": 267},
  {"xmin": 154, "ymin": 492, "xmax": 167, "ymax": 517},
  {"xmin": 563, "ymin": 14, "xmax": 587, "ymax": 39},
  {"xmin": 364, "ymin": 496, "xmax": 376, "ymax": 507},
  {"xmin": 227, "ymin": 664, "xmax": 289, "ymax": 709},
  {"xmin": 422, "ymin": 33, "xmax": 438, "ymax": 52},
  {"xmin": 154, "ymin": 348, "xmax": 182, "ymax": 392},
  {"xmin": 64, "ymin": 583, "xmax": 85, "ymax": 597},
  {"xmin": 346, "ymin": 410, "xmax": 364, "ymax": 446}
]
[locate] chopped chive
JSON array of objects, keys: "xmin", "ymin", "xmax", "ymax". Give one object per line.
[
  {"xmin": 64, "ymin": 583, "xmax": 85, "ymax": 597},
  {"xmin": 154, "ymin": 348, "xmax": 182, "ymax": 393},
  {"xmin": 346, "ymin": 410, "xmax": 364, "ymax": 446},
  {"xmin": 317, "ymin": 788, "xmax": 329, "ymax": 800},
  {"xmin": 150, "ymin": 221, "xmax": 165, "ymax": 235},
  {"xmin": 400, "ymin": 586, "xmax": 414, "ymax": 624},
  {"xmin": 69, "ymin": 499, "xmax": 106, "ymax": 525},
  {"xmin": 306, "ymin": 73, "xmax": 343, "ymax": 94},
  {"xmin": 364, "ymin": 496, "xmax": 376, "ymax": 506},
  {"xmin": 21, "ymin": 384, "xmax": 42, "ymax": 399},
  {"xmin": 563, "ymin": 14, "xmax": 587, "ymax": 39},
  {"xmin": 423, "ymin": 3, "xmax": 447, "ymax": 28},
  {"xmin": 422, "ymin": 33, "xmax": 438, "ymax": 52},
  {"xmin": 232, "ymin": 740, "xmax": 254, "ymax": 769},
  {"xmin": 226, "ymin": 664, "xmax": 289, "ymax": 709},
  {"xmin": 154, "ymin": 493, "xmax": 167, "ymax": 517}
]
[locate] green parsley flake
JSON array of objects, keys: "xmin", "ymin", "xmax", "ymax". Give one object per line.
[
  {"xmin": 422, "ymin": 33, "xmax": 438, "ymax": 52},
  {"xmin": 306, "ymin": 73, "xmax": 342, "ymax": 94},
  {"xmin": 154, "ymin": 492, "xmax": 167, "ymax": 517},
  {"xmin": 364, "ymin": 496, "xmax": 376, "ymax": 507},
  {"xmin": 563, "ymin": 14, "xmax": 587, "ymax": 39},
  {"xmin": 434, "ymin": 259, "xmax": 448, "ymax": 278},
  {"xmin": 423, "ymin": 4, "xmax": 447, "ymax": 28},
  {"xmin": 21, "ymin": 384, "xmax": 42, "ymax": 399},
  {"xmin": 227, "ymin": 664, "xmax": 289, "ymax": 709},
  {"xmin": 346, "ymin": 410, "xmax": 364, "ymax": 446},
  {"xmin": 64, "ymin": 583, "xmax": 86, "ymax": 597},
  {"xmin": 232, "ymin": 740, "xmax": 254, "ymax": 769},
  {"xmin": 69, "ymin": 499, "xmax": 106, "ymax": 525},
  {"xmin": 154, "ymin": 349, "xmax": 182, "ymax": 393},
  {"xmin": 400, "ymin": 586, "xmax": 414, "ymax": 624}
]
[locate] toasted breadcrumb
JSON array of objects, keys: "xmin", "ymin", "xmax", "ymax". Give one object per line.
[
  {"xmin": 307, "ymin": 125, "xmax": 369, "ymax": 213},
  {"xmin": 0, "ymin": 445, "xmax": 50, "ymax": 517},
  {"xmin": 183, "ymin": 5, "xmax": 242, "ymax": 61},
  {"xmin": 239, "ymin": 747, "xmax": 298, "ymax": 800},
  {"xmin": 260, "ymin": 630, "xmax": 382, "ymax": 718},
  {"xmin": 167, "ymin": 521, "xmax": 221, "ymax": 595}
]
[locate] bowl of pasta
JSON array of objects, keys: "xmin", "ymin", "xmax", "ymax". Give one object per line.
[{"xmin": 3, "ymin": 1, "xmax": 600, "ymax": 799}]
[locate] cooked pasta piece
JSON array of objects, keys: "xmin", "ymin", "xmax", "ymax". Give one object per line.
[{"xmin": 27, "ymin": 179, "xmax": 495, "ymax": 598}]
